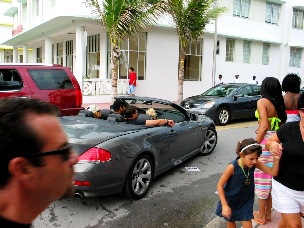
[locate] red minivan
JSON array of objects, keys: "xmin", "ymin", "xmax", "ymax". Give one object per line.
[{"xmin": 0, "ymin": 63, "xmax": 83, "ymax": 116}]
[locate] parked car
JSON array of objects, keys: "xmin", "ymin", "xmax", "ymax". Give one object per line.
[
  {"xmin": 180, "ymin": 83, "xmax": 261, "ymax": 125},
  {"xmin": 61, "ymin": 96, "xmax": 217, "ymax": 199},
  {"xmin": 0, "ymin": 63, "xmax": 83, "ymax": 116}
]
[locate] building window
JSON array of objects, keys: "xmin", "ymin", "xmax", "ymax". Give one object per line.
[
  {"xmin": 86, "ymin": 34, "xmax": 100, "ymax": 79},
  {"xmin": 265, "ymin": 2, "xmax": 280, "ymax": 25},
  {"xmin": 233, "ymin": 0, "xmax": 250, "ymax": 18},
  {"xmin": 184, "ymin": 39, "xmax": 203, "ymax": 81},
  {"xmin": 289, "ymin": 47, "xmax": 302, "ymax": 67},
  {"xmin": 226, "ymin": 39, "xmax": 235, "ymax": 62},
  {"xmin": 108, "ymin": 33, "xmax": 146, "ymax": 80},
  {"xmin": 52, "ymin": 44, "xmax": 55, "ymax": 64},
  {"xmin": 56, "ymin": 42, "xmax": 63, "ymax": 65},
  {"xmin": 36, "ymin": 47, "xmax": 42, "ymax": 63},
  {"xmin": 292, "ymin": 9, "xmax": 304, "ymax": 30},
  {"xmin": 4, "ymin": 50, "xmax": 13, "ymax": 63},
  {"xmin": 262, "ymin": 43, "xmax": 270, "ymax": 65},
  {"xmin": 66, "ymin": 40, "xmax": 73, "ymax": 71},
  {"xmin": 243, "ymin": 40, "xmax": 251, "ymax": 63}
]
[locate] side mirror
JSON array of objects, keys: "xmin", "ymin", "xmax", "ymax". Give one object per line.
[
  {"xmin": 190, "ymin": 113, "xmax": 198, "ymax": 121},
  {"xmin": 233, "ymin": 94, "xmax": 244, "ymax": 100}
]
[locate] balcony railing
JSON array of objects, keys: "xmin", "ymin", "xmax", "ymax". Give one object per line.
[{"xmin": 83, "ymin": 79, "xmax": 129, "ymax": 96}]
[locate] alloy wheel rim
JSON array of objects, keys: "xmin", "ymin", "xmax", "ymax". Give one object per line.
[
  {"xmin": 219, "ymin": 110, "xmax": 229, "ymax": 124},
  {"xmin": 131, "ymin": 158, "xmax": 152, "ymax": 195},
  {"xmin": 201, "ymin": 129, "xmax": 217, "ymax": 154}
]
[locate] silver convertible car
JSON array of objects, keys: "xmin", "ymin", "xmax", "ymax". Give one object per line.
[{"xmin": 61, "ymin": 96, "xmax": 217, "ymax": 200}]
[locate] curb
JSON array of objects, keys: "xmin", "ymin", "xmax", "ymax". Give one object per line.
[{"xmin": 204, "ymin": 216, "xmax": 259, "ymax": 228}]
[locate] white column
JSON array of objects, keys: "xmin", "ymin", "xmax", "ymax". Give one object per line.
[
  {"xmin": 23, "ymin": 45, "xmax": 28, "ymax": 63},
  {"xmin": 13, "ymin": 46, "xmax": 18, "ymax": 63},
  {"xmin": 45, "ymin": 37, "xmax": 52, "ymax": 64},
  {"xmin": 75, "ymin": 26, "xmax": 86, "ymax": 90},
  {"xmin": 63, "ymin": 41, "xmax": 66, "ymax": 66},
  {"xmin": 27, "ymin": 0, "xmax": 31, "ymax": 28},
  {"xmin": 0, "ymin": 49, "xmax": 4, "ymax": 63}
]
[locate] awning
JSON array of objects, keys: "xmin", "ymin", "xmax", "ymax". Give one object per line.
[
  {"xmin": 1, "ymin": 15, "xmax": 99, "ymax": 46},
  {"xmin": 4, "ymin": 6, "xmax": 18, "ymax": 17}
]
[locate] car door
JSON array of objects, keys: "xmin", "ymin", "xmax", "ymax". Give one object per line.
[
  {"xmin": 167, "ymin": 119, "xmax": 201, "ymax": 163},
  {"xmin": 230, "ymin": 85, "xmax": 255, "ymax": 118}
]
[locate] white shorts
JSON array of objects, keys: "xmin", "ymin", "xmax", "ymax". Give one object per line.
[{"xmin": 272, "ymin": 179, "xmax": 304, "ymax": 214}]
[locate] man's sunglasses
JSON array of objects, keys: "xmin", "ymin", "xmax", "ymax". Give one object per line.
[
  {"xmin": 25, "ymin": 147, "xmax": 71, "ymax": 161},
  {"xmin": 299, "ymin": 109, "xmax": 304, "ymax": 113}
]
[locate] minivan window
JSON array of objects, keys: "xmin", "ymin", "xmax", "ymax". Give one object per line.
[
  {"xmin": 28, "ymin": 69, "xmax": 74, "ymax": 90},
  {"xmin": 0, "ymin": 69, "xmax": 23, "ymax": 91}
]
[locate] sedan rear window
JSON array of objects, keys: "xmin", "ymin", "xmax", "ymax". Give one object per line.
[
  {"xmin": 0, "ymin": 70, "xmax": 23, "ymax": 91},
  {"xmin": 28, "ymin": 69, "xmax": 74, "ymax": 90}
]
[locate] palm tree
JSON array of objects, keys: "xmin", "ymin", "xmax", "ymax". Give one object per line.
[
  {"xmin": 166, "ymin": 0, "xmax": 226, "ymax": 103},
  {"xmin": 84, "ymin": 0, "xmax": 165, "ymax": 100}
]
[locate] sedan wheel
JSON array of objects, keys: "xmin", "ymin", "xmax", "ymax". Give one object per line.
[
  {"xmin": 200, "ymin": 127, "xmax": 217, "ymax": 155},
  {"xmin": 124, "ymin": 155, "xmax": 153, "ymax": 200},
  {"xmin": 216, "ymin": 107, "xmax": 230, "ymax": 125}
]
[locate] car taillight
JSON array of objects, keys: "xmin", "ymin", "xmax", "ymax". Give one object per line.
[
  {"xmin": 75, "ymin": 88, "xmax": 82, "ymax": 108},
  {"xmin": 78, "ymin": 148, "xmax": 111, "ymax": 163},
  {"xmin": 73, "ymin": 180, "xmax": 92, "ymax": 186}
]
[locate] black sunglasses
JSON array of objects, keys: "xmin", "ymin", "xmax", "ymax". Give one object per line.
[{"xmin": 25, "ymin": 147, "xmax": 71, "ymax": 161}]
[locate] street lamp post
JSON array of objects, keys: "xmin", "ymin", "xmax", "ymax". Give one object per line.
[{"xmin": 211, "ymin": 0, "xmax": 218, "ymax": 87}]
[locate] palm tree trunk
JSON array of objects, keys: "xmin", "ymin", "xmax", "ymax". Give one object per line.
[
  {"xmin": 111, "ymin": 46, "xmax": 119, "ymax": 101},
  {"xmin": 177, "ymin": 49, "xmax": 186, "ymax": 104}
]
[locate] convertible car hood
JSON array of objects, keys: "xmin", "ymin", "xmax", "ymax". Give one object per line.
[{"xmin": 60, "ymin": 116, "xmax": 147, "ymax": 154}]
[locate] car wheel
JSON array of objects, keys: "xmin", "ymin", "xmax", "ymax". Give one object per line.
[
  {"xmin": 124, "ymin": 154, "xmax": 153, "ymax": 200},
  {"xmin": 200, "ymin": 127, "xmax": 217, "ymax": 156},
  {"xmin": 216, "ymin": 107, "xmax": 230, "ymax": 125}
]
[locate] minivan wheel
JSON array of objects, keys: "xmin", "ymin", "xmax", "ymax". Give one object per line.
[
  {"xmin": 216, "ymin": 107, "xmax": 230, "ymax": 125},
  {"xmin": 200, "ymin": 127, "xmax": 217, "ymax": 156},
  {"xmin": 124, "ymin": 155, "xmax": 153, "ymax": 200}
]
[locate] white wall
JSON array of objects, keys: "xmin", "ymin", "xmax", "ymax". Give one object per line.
[{"xmin": 136, "ymin": 27, "xmax": 180, "ymax": 101}]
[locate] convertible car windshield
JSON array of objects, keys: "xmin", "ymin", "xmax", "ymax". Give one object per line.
[{"xmin": 202, "ymin": 84, "xmax": 239, "ymax": 97}]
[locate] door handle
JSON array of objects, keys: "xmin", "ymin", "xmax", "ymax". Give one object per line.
[{"xmin": 168, "ymin": 129, "xmax": 175, "ymax": 135}]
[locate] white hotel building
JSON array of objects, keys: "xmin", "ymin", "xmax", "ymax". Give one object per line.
[{"xmin": 0, "ymin": 0, "xmax": 303, "ymax": 103}]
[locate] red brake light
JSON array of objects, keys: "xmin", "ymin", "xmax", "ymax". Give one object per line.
[
  {"xmin": 78, "ymin": 148, "xmax": 111, "ymax": 162},
  {"xmin": 75, "ymin": 88, "xmax": 82, "ymax": 108},
  {"xmin": 73, "ymin": 181, "xmax": 91, "ymax": 186}
]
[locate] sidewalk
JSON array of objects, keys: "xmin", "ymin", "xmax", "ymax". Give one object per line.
[
  {"xmin": 254, "ymin": 209, "xmax": 304, "ymax": 228},
  {"xmin": 83, "ymin": 103, "xmax": 111, "ymax": 109}
]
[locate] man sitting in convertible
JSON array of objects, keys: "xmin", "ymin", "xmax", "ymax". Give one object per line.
[{"xmin": 125, "ymin": 105, "xmax": 175, "ymax": 127}]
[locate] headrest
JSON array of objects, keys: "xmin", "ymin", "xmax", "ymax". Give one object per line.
[
  {"xmin": 100, "ymin": 109, "xmax": 112, "ymax": 120},
  {"xmin": 107, "ymin": 113, "xmax": 125, "ymax": 122},
  {"xmin": 78, "ymin": 110, "xmax": 94, "ymax": 118}
]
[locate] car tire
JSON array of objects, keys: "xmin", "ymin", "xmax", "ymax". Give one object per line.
[
  {"xmin": 200, "ymin": 127, "xmax": 217, "ymax": 156},
  {"xmin": 216, "ymin": 107, "xmax": 230, "ymax": 125},
  {"xmin": 124, "ymin": 154, "xmax": 154, "ymax": 200}
]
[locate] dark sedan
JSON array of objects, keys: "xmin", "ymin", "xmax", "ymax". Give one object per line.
[
  {"xmin": 180, "ymin": 83, "xmax": 261, "ymax": 125},
  {"xmin": 61, "ymin": 96, "xmax": 217, "ymax": 199}
]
